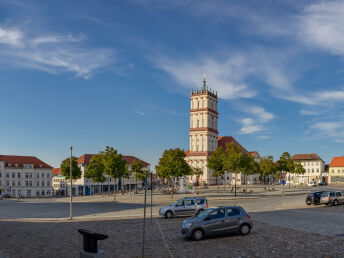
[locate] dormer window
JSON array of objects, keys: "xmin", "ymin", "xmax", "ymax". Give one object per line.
[
  {"xmin": 8, "ymin": 163, "xmax": 11, "ymax": 167},
  {"xmin": 15, "ymin": 164, "xmax": 18, "ymax": 167},
  {"xmin": 39, "ymin": 165, "xmax": 43, "ymax": 168}
]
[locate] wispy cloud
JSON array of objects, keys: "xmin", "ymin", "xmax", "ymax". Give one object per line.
[
  {"xmin": 309, "ymin": 121, "xmax": 344, "ymax": 142},
  {"xmin": 0, "ymin": 26, "xmax": 114, "ymax": 79},
  {"xmin": 133, "ymin": 111, "xmax": 146, "ymax": 116},
  {"xmin": 300, "ymin": 1, "xmax": 344, "ymax": 57},
  {"xmin": 238, "ymin": 106, "xmax": 274, "ymax": 135}
]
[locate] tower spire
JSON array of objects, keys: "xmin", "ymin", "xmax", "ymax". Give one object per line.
[{"xmin": 203, "ymin": 73, "xmax": 206, "ymax": 90}]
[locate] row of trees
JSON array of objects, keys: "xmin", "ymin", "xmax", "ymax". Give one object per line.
[
  {"xmin": 155, "ymin": 144, "xmax": 307, "ymax": 198},
  {"xmin": 60, "ymin": 146, "xmax": 148, "ymax": 200}
]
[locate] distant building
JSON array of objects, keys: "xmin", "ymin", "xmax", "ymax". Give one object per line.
[
  {"xmin": 70, "ymin": 154, "xmax": 150, "ymax": 196},
  {"xmin": 0, "ymin": 155, "xmax": 53, "ymax": 197},
  {"xmin": 52, "ymin": 168, "xmax": 67, "ymax": 196},
  {"xmin": 289, "ymin": 153, "xmax": 325, "ymax": 184},
  {"xmin": 329, "ymin": 157, "xmax": 344, "ymax": 183}
]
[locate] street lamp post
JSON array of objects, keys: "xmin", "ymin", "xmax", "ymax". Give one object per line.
[{"xmin": 70, "ymin": 146, "xmax": 73, "ymax": 220}]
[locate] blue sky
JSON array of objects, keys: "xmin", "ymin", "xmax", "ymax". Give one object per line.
[{"xmin": 0, "ymin": 0, "xmax": 344, "ymax": 168}]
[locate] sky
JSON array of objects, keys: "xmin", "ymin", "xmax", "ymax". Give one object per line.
[{"xmin": 0, "ymin": 0, "xmax": 344, "ymax": 168}]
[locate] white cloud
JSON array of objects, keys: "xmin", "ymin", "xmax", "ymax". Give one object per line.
[
  {"xmin": 285, "ymin": 89, "xmax": 344, "ymax": 106},
  {"xmin": 309, "ymin": 121, "xmax": 344, "ymax": 142},
  {"xmin": 300, "ymin": 1, "xmax": 344, "ymax": 57},
  {"xmin": 239, "ymin": 124, "xmax": 264, "ymax": 134},
  {"xmin": 134, "ymin": 111, "xmax": 146, "ymax": 116},
  {"xmin": 0, "ymin": 27, "xmax": 22, "ymax": 46},
  {"xmin": 0, "ymin": 26, "xmax": 114, "ymax": 79},
  {"xmin": 238, "ymin": 106, "xmax": 274, "ymax": 134}
]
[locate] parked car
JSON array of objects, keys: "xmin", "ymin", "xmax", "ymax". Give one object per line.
[
  {"xmin": 181, "ymin": 206, "xmax": 252, "ymax": 240},
  {"xmin": 306, "ymin": 192, "xmax": 323, "ymax": 205},
  {"xmin": 319, "ymin": 182, "xmax": 328, "ymax": 186},
  {"xmin": 1, "ymin": 194, "xmax": 10, "ymax": 198},
  {"xmin": 307, "ymin": 182, "xmax": 317, "ymax": 187},
  {"xmin": 320, "ymin": 191, "xmax": 344, "ymax": 206},
  {"xmin": 159, "ymin": 197, "xmax": 208, "ymax": 219}
]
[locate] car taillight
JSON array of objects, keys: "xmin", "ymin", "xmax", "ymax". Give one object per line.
[
  {"xmin": 328, "ymin": 197, "xmax": 330, "ymax": 200},
  {"xmin": 247, "ymin": 214, "xmax": 251, "ymax": 219},
  {"xmin": 206, "ymin": 202, "xmax": 208, "ymax": 208}
]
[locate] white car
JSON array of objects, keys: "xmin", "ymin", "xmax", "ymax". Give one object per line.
[{"xmin": 307, "ymin": 182, "xmax": 317, "ymax": 187}]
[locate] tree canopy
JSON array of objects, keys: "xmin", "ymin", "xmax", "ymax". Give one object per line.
[
  {"xmin": 85, "ymin": 153, "xmax": 106, "ymax": 185},
  {"xmin": 60, "ymin": 156, "xmax": 82, "ymax": 180},
  {"xmin": 259, "ymin": 156, "xmax": 277, "ymax": 183}
]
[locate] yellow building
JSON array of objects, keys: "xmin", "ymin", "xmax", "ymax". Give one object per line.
[{"xmin": 329, "ymin": 156, "xmax": 344, "ymax": 183}]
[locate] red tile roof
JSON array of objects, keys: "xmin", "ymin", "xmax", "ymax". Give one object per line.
[
  {"xmin": 52, "ymin": 168, "xmax": 61, "ymax": 176},
  {"xmin": 248, "ymin": 151, "xmax": 258, "ymax": 157},
  {"xmin": 77, "ymin": 154, "xmax": 150, "ymax": 166},
  {"xmin": 330, "ymin": 157, "xmax": 344, "ymax": 167},
  {"xmin": 0, "ymin": 155, "xmax": 52, "ymax": 168},
  {"xmin": 77, "ymin": 154, "xmax": 94, "ymax": 165},
  {"xmin": 291, "ymin": 154, "xmax": 322, "ymax": 161},
  {"xmin": 217, "ymin": 136, "xmax": 248, "ymax": 154},
  {"xmin": 185, "ymin": 150, "xmax": 190, "ymax": 156}
]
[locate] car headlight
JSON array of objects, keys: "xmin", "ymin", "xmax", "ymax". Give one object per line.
[{"xmin": 183, "ymin": 222, "xmax": 192, "ymax": 228}]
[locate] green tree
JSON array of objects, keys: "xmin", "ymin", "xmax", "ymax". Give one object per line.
[
  {"xmin": 293, "ymin": 161, "xmax": 306, "ymax": 185},
  {"xmin": 155, "ymin": 148, "xmax": 192, "ymax": 199},
  {"xmin": 259, "ymin": 156, "xmax": 277, "ymax": 185},
  {"xmin": 223, "ymin": 142, "xmax": 243, "ymax": 196},
  {"xmin": 240, "ymin": 153, "xmax": 255, "ymax": 191},
  {"xmin": 207, "ymin": 147, "xmax": 226, "ymax": 194},
  {"xmin": 60, "ymin": 156, "xmax": 82, "ymax": 180},
  {"xmin": 277, "ymin": 152, "xmax": 295, "ymax": 189},
  {"xmin": 102, "ymin": 146, "xmax": 127, "ymax": 200},
  {"xmin": 192, "ymin": 167, "xmax": 204, "ymax": 187},
  {"xmin": 84, "ymin": 154, "xmax": 106, "ymax": 195},
  {"xmin": 60, "ymin": 156, "xmax": 82, "ymax": 196},
  {"xmin": 131, "ymin": 160, "xmax": 146, "ymax": 191}
]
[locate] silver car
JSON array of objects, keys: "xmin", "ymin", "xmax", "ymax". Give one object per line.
[
  {"xmin": 181, "ymin": 206, "xmax": 252, "ymax": 240},
  {"xmin": 159, "ymin": 197, "xmax": 208, "ymax": 219},
  {"xmin": 320, "ymin": 191, "xmax": 344, "ymax": 206}
]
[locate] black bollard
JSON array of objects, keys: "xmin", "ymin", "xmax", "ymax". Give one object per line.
[{"xmin": 78, "ymin": 229, "xmax": 108, "ymax": 257}]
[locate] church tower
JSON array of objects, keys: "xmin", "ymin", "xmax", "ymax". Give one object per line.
[{"xmin": 186, "ymin": 75, "xmax": 218, "ymax": 184}]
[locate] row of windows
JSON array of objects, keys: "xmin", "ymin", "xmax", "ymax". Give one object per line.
[
  {"xmin": 306, "ymin": 168, "xmax": 320, "ymax": 173},
  {"xmin": 8, "ymin": 189, "xmax": 51, "ymax": 196},
  {"xmin": 302, "ymin": 161, "xmax": 320, "ymax": 166},
  {"xmin": 0, "ymin": 172, "xmax": 50, "ymax": 178},
  {"xmin": 3, "ymin": 180, "xmax": 51, "ymax": 187},
  {"xmin": 330, "ymin": 169, "xmax": 344, "ymax": 174},
  {"xmin": 191, "ymin": 97, "xmax": 217, "ymax": 111}
]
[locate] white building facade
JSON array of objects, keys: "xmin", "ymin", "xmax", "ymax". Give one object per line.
[
  {"xmin": 0, "ymin": 155, "xmax": 53, "ymax": 197},
  {"xmin": 287, "ymin": 153, "xmax": 325, "ymax": 184}
]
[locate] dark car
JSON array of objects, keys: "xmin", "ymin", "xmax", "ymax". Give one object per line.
[
  {"xmin": 306, "ymin": 192, "xmax": 323, "ymax": 205},
  {"xmin": 181, "ymin": 206, "xmax": 252, "ymax": 240},
  {"xmin": 319, "ymin": 182, "xmax": 328, "ymax": 186}
]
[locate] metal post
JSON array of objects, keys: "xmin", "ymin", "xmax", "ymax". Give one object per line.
[
  {"xmin": 151, "ymin": 171, "xmax": 153, "ymax": 224},
  {"xmin": 70, "ymin": 146, "xmax": 73, "ymax": 220},
  {"xmin": 141, "ymin": 171, "xmax": 148, "ymax": 258},
  {"xmin": 283, "ymin": 184, "xmax": 285, "ymax": 201}
]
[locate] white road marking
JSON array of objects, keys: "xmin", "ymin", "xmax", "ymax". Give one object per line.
[{"xmin": 155, "ymin": 218, "xmax": 173, "ymax": 258}]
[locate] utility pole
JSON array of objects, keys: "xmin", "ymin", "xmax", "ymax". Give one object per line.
[
  {"xmin": 150, "ymin": 171, "xmax": 153, "ymax": 224},
  {"xmin": 141, "ymin": 171, "xmax": 148, "ymax": 258},
  {"xmin": 70, "ymin": 146, "xmax": 73, "ymax": 220}
]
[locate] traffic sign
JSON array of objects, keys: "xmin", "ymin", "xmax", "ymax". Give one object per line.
[
  {"xmin": 281, "ymin": 172, "xmax": 287, "ymax": 180},
  {"xmin": 281, "ymin": 180, "xmax": 286, "ymax": 186}
]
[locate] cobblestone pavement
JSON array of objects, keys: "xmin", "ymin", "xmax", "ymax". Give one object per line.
[{"xmin": 1, "ymin": 217, "xmax": 344, "ymax": 258}]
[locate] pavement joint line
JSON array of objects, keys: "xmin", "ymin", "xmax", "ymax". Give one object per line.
[{"xmin": 155, "ymin": 218, "xmax": 173, "ymax": 258}]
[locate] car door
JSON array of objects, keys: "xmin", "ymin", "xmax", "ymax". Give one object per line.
[
  {"xmin": 173, "ymin": 200, "xmax": 186, "ymax": 215},
  {"xmin": 336, "ymin": 192, "xmax": 344, "ymax": 204},
  {"xmin": 184, "ymin": 199, "xmax": 197, "ymax": 215},
  {"xmin": 224, "ymin": 208, "xmax": 241, "ymax": 233},
  {"xmin": 202, "ymin": 208, "xmax": 226, "ymax": 236}
]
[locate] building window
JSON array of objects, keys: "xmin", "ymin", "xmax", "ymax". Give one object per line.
[
  {"xmin": 12, "ymin": 173, "xmax": 15, "ymax": 178},
  {"xmin": 18, "ymin": 173, "xmax": 21, "ymax": 178},
  {"xmin": 42, "ymin": 173, "xmax": 45, "ymax": 178},
  {"xmin": 316, "ymin": 168, "xmax": 319, "ymax": 173},
  {"xmin": 36, "ymin": 181, "xmax": 40, "ymax": 186},
  {"xmin": 18, "ymin": 181, "xmax": 21, "ymax": 186}
]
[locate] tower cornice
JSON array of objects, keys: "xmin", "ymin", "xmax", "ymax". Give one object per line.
[
  {"xmin": 190, "ymin": 108, "xmax": 218, "ymax": 115},
  {"xmin": 190, "ymin": 127, "xmax": 218, "ymax": 134}
]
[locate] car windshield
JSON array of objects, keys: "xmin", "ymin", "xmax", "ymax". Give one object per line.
[
  {"xmin": 307, "ymin": 193, "xmax": 313, "ymax": 197},
  {"xmin": 196, "ymin": 208, "xmax": 213, "ymax": 218},
  {"xmin": 321, "ymin": 192, "xmax": 329, "ymax": 197}
]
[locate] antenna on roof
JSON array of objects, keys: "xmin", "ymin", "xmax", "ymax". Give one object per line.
[{"xmin": 202, "ymin": 73, "xmax": 206, "ymax": 90}]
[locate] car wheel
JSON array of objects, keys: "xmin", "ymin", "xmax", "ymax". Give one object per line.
[
  {"xmin": 306, "ymin": 203, "xmax": 311, "ymax": 206},
  {"xmin": 197, "ymin": 209, "xmax": 204, "ymax": 215},
  {"xmin": 239, "ymin": 224, "xmax": 251, "ymax": 235},
  {"xmin": 192, "ymin": 229, "xmax": 204, "ymax": 241},
  {"xmin": 165, "ymin": 211, "xmax": 173, "ymax": 219},
  {"xmin": 333, "ymin": 200, "xmax": 338, "ymax": 206}
]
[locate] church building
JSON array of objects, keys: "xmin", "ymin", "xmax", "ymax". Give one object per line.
[{"xmin": 185, "ymin": 76, "xmax": 260, "ymax": 186}]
